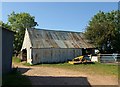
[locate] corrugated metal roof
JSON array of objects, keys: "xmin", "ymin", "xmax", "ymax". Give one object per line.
[{"xmin": 28, "ymin": 28, "xmax": 94, "ymax": 48}]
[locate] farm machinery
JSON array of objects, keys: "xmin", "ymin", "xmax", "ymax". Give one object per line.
[{"xmin": 68, "ymin": 55, "xmax": 94, "ymax": 64}]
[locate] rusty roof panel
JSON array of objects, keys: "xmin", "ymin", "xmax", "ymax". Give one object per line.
[
  {"xmin": 64, "ymin": 41, "xmax": 74, "ymax": 48},
  {"xmin": 54, "ymin": 40, "xmax": 67, "ymax": 48},
  {"xmin": 28, "ymin": 28, "xmax": 94, "ymax": 48}
]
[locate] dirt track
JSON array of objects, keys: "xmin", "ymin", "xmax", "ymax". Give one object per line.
[{"xmin": 13, "ymin": 63, "xmax": 118, "ymax": 86}]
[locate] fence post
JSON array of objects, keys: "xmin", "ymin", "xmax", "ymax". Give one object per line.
[{"xmin": 98, "ymin": 53, "xmax": 101, "ymax": 63}]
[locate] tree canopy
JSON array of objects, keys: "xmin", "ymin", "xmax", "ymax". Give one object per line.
[
  {"xmin": 0, "ymin": 21, "xmax": 11, "ymax": 29},
  {"xmin": 8, "ymin": 12, "xmax": 38, "ymax": 52},
  {"xmin": 84, "ymin": 10, "xmax": 120, "ymax": 53}
]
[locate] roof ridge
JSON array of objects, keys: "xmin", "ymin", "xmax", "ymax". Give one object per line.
[{"xmin": 28, "ymin": 28, "xmax": 83, "ymax": 33}]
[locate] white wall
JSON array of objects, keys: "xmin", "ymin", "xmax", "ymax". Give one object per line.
[{"xmin": 21, "ymin": 29, "xmax": 32, "ymax": 64}]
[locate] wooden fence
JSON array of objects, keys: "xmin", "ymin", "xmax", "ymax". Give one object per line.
[{"xmin": 98, "ymin": 53, "xmax": 120, "ymax": 63}]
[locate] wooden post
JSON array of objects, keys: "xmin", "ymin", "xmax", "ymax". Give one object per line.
[{"xmin": 98, "ymin": 53, "xmax": 101, "ymax": 63}]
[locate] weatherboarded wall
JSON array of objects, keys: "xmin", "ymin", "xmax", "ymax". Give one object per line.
[{"xmin": 32, "ymin": 48, "xmax": 82, "ymax": 64}]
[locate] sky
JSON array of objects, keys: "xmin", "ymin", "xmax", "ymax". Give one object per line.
[{"xmin": 1, "ymin": 2, "xmax": 118, "ymax": 32}]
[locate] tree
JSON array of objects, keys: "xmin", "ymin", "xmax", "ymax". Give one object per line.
[
  {"xmin": 0, "ymin": 21, "xmax": 11, "ymax": 29},
  {"xmin": 84, "ymin": 10, "xmax": 120, "ymax": 53},
  {"xmin": 8, "ymin": 12, "xmax": 38, "ymax": 53}
]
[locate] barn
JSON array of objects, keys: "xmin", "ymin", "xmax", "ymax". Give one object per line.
[
  {"xmin": 0, "ymin": 27, "xmax": 14, "ymax": 74},
  {"xmin": 21, "ymin": 28, "xmax": 93, "ymax": 64}
]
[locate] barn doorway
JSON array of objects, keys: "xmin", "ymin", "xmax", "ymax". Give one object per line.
[{"xmin": 21, "ymin": 49, "xmax": 27, "ymax": 61}]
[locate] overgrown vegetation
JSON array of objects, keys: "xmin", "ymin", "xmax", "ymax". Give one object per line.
[
  {"xmin": 36, "ymin": 62, "xmax": 118, "ymax": 77},
  {"xmin": 2, "ymin": 68, "xmax": 31, "ymax": 86}
]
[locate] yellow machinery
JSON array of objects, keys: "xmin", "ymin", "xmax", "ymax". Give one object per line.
[
  {"xmin": 68, "ymin": 56, "xmax": 83, "ymax": 64},
  {"xmin": 68, "ymin": 55, "xmax": 94, "ymax": 64}
]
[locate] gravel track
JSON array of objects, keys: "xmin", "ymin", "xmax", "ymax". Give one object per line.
[{"xmin": 13, "ymin": 63, "xmax": 118, "ymax": 86}]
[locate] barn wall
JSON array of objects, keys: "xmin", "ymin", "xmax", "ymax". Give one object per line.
[
  {"xmin": 0, "ymin": 28, "xmax": 2, "ymax": 86},
  {"xmin": 31, "ymin": 48, "xmax": 82, "ymax": 64},
  {"xmin": 2, "ymin": 29, "xmax": 14, "ymax": 74},
  {"xmin": 21, "ymin": 29, "xmax": 32, "ymax": 64}
]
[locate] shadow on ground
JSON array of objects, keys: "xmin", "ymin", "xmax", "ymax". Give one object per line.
[
  {"xmin": 27, "ymin": 76, "xmax": 91, "ymax": 87},
  {"xmin": 17, "ymin": 67, "xmax": 91, "ymax": 86},
  {"xmin": 17, "ymin": 67, "xmax": 31, "ymax": 74}
]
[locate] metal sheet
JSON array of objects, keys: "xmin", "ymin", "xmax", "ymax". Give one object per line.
[
  {"xmin": 32, "ymin": 48, "xmax": 82, "ymax": 64},
  {"xmin": 27, "ymin": 28, "xmax": 94, "ymax": 48},
  {"xmin": 54, "ymin": 40, "xmax": 67, "ymax": 48}
]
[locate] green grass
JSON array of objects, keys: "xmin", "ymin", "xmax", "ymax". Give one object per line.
[
  {"xmin": 12, "ymin": 57, "xmax": 21, "ymax": 63},
  {"xmin": 36, "ymin": 62, "xmax": 118, "ymax": 77},
  {"xmin": 2, "ymin": 68, "xmax": 31, "ymax": 86},
  {"xmin": 23, "ymin": 62, "xmax": 33, "ymax": 66},
  {"xmin": 12, "ymin": 56, "xmax": 32, "ymax": 66}
]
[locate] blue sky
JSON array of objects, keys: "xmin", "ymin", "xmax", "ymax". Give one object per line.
[{"xmin": 2, "ymin": 2, "xmax": 118, "ymax": 32}]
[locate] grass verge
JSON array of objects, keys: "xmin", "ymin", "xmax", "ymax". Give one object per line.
[
  {"xmin": 23, "ymin": 62, "xmax": 33, "ymax": 66},
  {"xmin": 12, "ymin": 57, "xmax": 21, "ymax": 63},
  {"xmin": 36, "ymin": 62, "xmax": 118, "ymax": 77}
]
